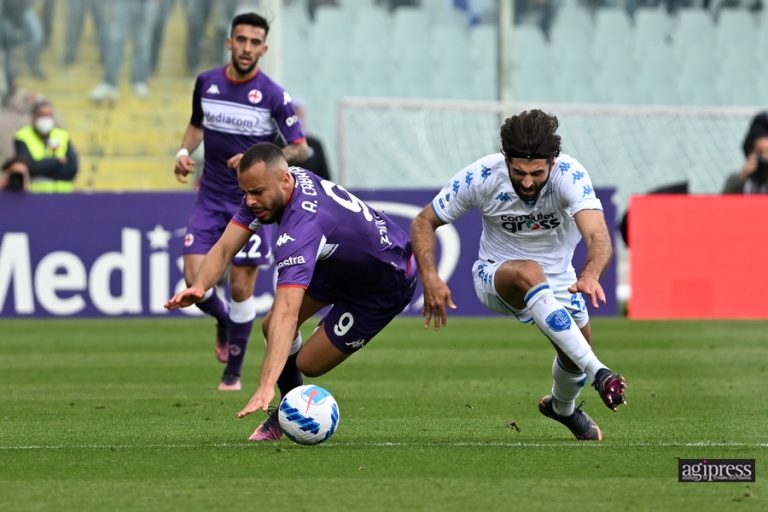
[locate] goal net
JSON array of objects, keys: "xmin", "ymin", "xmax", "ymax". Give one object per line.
[{"xmin": 337, "ymin": 97, "xmax": 758, "ymax": 211}]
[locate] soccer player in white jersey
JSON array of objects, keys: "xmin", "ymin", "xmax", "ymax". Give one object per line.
[{"xmin": 411, "ymin": 109, "xmax": 626, "ymax": 441}]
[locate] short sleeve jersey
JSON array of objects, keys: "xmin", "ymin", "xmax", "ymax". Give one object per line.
[
  {"xmin": 430, "ymin": 153, "xmax": 602, "ymax": 274},
  {"xmin": 191, "ymin": 66, "xmax": 304, "ymax": 205},
  {"xmin": 231, "ymin": 168, "xmax": 413, "ymax": 288}
]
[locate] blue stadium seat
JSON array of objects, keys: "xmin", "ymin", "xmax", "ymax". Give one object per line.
[
  {"xmin": 632, "ymin": 6, "xmax": 673, "ymax": 64},
  {"xmin": 672, "ymin": 8, "xmax": 716, "ymax": 63},
  {"xmin": 509, "ymin": 25, "xmax": 555, "ymax": 102},
  {"xmin": 592, "ymin": 8, "xmax": 635, "ymax": 104},
  {"xmin": 547, "ymin": 2, "xmax": 595, "ymax": 102},
  {"xmin": 713, "ymin": 8, "xmax": 758, "ymax": 106}
]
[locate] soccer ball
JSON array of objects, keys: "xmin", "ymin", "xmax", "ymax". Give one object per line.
[{"xmin": 278, "ymin": 385, "xmax": 340, "ymax": 445}]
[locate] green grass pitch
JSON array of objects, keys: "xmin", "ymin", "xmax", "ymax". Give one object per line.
[{"xmin": 0, "ymin": 317, "xmax": 765, "ymax": 511}]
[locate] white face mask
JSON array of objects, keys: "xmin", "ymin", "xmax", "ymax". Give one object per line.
[{"xmin": 34, "ymin": 116, "xmax": 55, "ymax": 135}]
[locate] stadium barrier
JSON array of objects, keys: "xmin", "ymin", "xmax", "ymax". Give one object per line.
[
  {"xmin": 0, "ymin": 188, "xmax": 616, "ymax": 318},
  {"xmin": 629, "ymin": 194, "xmax": 768, "ymax": 319}
]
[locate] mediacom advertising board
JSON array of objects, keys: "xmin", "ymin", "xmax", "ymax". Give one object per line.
[{"xmin": 0, "ymin": 188, "xmax": 616, "ymax": 318}]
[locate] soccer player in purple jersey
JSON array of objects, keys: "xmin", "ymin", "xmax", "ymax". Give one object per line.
[
  {"xmin": 411, "ymin": 110, "xmax": 626, "ymax": 441},
  {"xmin": 165, "ymin": 143, "xmax": 417, "ymax": 441},
  {"xmin": 173, "ymin": 13, "xmax": 309, "ymax": 391}
]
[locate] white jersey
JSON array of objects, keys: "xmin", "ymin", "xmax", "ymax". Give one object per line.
[{"xmin": 431, "ymin": 153, "xmax": 602, "ymax": 274}]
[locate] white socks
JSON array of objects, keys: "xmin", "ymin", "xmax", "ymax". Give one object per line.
[
  {"xmin": 228, "ymin": 296, "xmax": 257, "ymax": 323},
  {"xmin": 525, "ymin": 283, "xmax": 606, "ymax": 382},
  {"xmin": 289, "ymin": 332, "xmax": 303, "ymax": 356},
  {"xmin": 550, "ymin": 356, "xmax": 587, "ymax": 416}
]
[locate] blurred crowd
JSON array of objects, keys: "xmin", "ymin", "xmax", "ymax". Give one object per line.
[
  {"xmin": 2, "ymin": 0, "xmax": 765, "ymax": 105},
  {"xmin": 0, "ymin": 0, "xmax": 260, "ymax": 106}
]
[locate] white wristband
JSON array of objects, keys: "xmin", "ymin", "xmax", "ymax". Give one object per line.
[{"xmin": 175, "ymin": 148, "xmax": 190, "ymax": 160}]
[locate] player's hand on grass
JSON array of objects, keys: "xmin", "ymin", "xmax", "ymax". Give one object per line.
[
  {"xmin": 421, "ymin": 276, "xmax": 456, "ymax": 331},
  {"xmin": 174, "ymin": 154, "xmax": 195, "ymax": 184},
  {"xmin": 238, "ymin": 386, "xmax": 275, "ymax": 418},
  {"xmin": 227, "ymin": 153, "xmax": 244, "ymax": 171},
  {"xmin": 164, "ymin": 287, "xmax": 206, "ymax": 310},
  {"xmin": 568, "ymin": 275, "xmax": 606, "ymax": 309}
]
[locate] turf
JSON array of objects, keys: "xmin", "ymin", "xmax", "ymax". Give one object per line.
[{"xmin": 0, "ymin": 317, "xmax": 765, "ymax": 511}]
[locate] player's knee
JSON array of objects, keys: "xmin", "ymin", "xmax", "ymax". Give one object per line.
[
  {"xmin": 229, "ymin": 283, "xmax": 252, "ymax": 302},
  {"xmin": 498, "ymin": 260, "xmax": 544, "ymax": 287}
]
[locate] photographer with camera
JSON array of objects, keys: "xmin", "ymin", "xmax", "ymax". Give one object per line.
[
  {"xmin": 722, "ymin": 111, "xmax": 768, "ymax": 194},
  {"xmin": 1, "ymin": 157, "xmax": 30, "ymax": 192}
]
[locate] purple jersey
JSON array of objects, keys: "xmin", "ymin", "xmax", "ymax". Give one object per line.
[
  {"xmin": 191, "ymin": 66, "xmax": 305, "ymax": 205},
  {"xmin": 231, "ymin": 169, "xmax": 413, "ymax": 291}
]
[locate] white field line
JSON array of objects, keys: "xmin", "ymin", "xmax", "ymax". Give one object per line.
[{"xmin": 1, "ymin": 441, "xmax": 766, "ymax": 450}]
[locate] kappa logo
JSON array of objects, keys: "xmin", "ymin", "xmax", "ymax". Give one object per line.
[
  {"xmin": 276, "ymin": 233, "xmax": 295, "ymax": 247},
  {"xmin": 345, "ymin": 338, "xmax": 366, "ymax": 349},
  {"xmin": 206, "ymin": 84, "xmax": 220, "ymax": 95}
]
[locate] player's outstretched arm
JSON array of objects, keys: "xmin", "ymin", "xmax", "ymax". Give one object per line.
[
  {"xmin": 164, "ymin": 222, "xmax": 251, "ymax": 310},
  {"xmin": 411, "ymin": 204, "xmax": 457, "ymax": 330},
  {"xmin": 238, "ymin": 286, "xmax": 304, "ymax": 417},
  {"xmin": 570, "ymin": 209, "xmax": 612, "ymax": 308},
  {"xmin": 165, "ymin": 287, "xmax": 207, "ymax": 310}
]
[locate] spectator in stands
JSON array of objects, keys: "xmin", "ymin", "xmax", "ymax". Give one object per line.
[
  {"xmin": 0, "ymin": 88, "xmax": 37, "ymax": 160},
  {"xmin": 1, "ymin": 156, "xmax": 29, "ymax": 192},
  {"xmin": 88, "ymin": 0, "xmax": 163, "ymax": 101},
  {"xmin": 182, "ymin": 0, "xmax": 214, "ymax": 75},
  {"xmin": 64, "ymin": 0, "xmax": 108, "ymax": 67},
  {"xmin": 14, "ymin": 99, "xmax": 79, "ymax": 192},
  {"xmin": 453, "ymin": 0, "xmax": 483, "ymax": 26},
  {"xmin": 722, "ymin": 111, "xmax": 768, "ymax": 194},
  {"xmin": 514, "ymin": 0, "xmax": 555, "ymax": 39},
  {"xmin": 306, "ymin": 0, "xmax": 339, "ymax": 20},
  {"xmin": 291, "ymin": 98, "xmax": 331, "ymax": 180},
  {"xmin": 0, "ymin": 0, "xmax": 46, "ymax": 81},
  {"xmin": 148, "ymin": 0, "xmax": 176, "ymax": 75}
]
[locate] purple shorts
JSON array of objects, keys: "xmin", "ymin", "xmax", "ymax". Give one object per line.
[
  {"xmin": 183, "ymin": 199, "xmax": 274, "ymax": 267},
  {"xmin": 307, "ymin": 261, "xmax": 417, "ymax": 354}
]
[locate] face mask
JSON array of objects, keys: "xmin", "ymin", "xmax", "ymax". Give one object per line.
[{"xmin": 34, "ymin": 116, "xmax": 55, "ymax": 135}]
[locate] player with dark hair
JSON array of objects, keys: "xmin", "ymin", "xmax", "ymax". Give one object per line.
[
  {"xmin": 173, "ymin": 12, "xmax": 309, "ymax": 391},
  {"xmin": 166, "ymin": 142, "xmax": 416, "ymax": 441},
  {"xmin": 411, "ymin": 109, "xmax": 626, "ymax": 441}
]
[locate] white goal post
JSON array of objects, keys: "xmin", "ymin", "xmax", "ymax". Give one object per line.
[{"xmin": 337, "ymin": 97, "xmax": 759, "ymax": 211}]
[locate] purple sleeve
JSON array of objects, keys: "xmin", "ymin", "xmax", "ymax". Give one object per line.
[
  {"xmin": 190, "ymin": 75, "xmax": 203, "ymax": 127},
  {"xmin": 231, "ymin": 199, "xmax": 260, "ymax": 232},
  {"xmin": 270, "ymin": 91, "xmax": 305, "ymax": 144},
  {"xmin": 273, "ymin": 217, "xmax": 323, "ymax": 288}
]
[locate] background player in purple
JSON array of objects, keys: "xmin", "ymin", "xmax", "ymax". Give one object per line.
[
  {"xmin": 173, "ymin": 13, "xmax": 309, "ymax": 391},
  {"xmin": 165, "ymin": 143, "xmax": 416, "ymax": 441}
]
